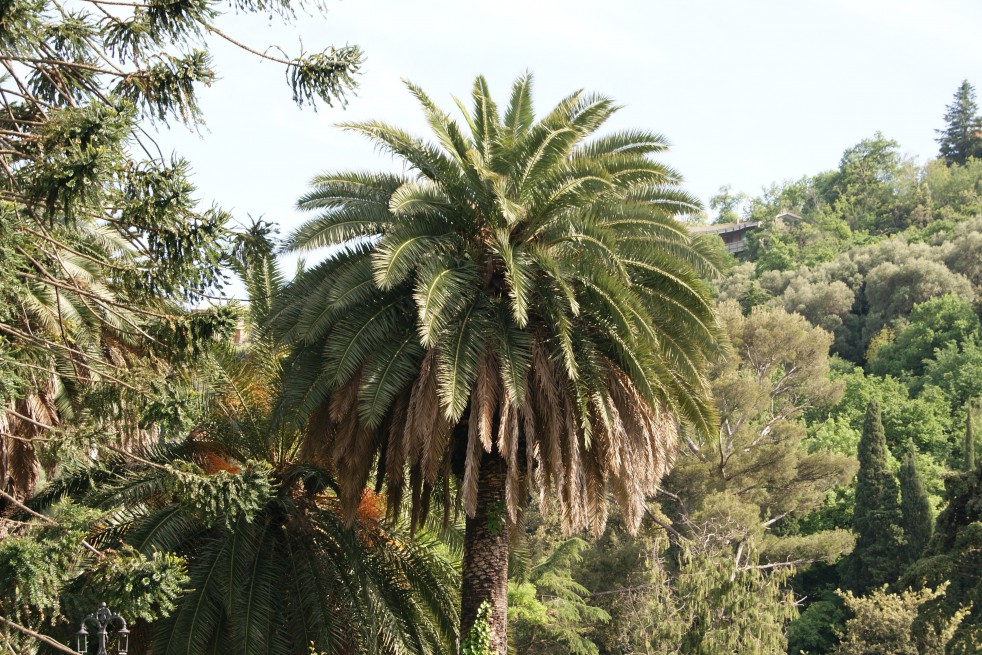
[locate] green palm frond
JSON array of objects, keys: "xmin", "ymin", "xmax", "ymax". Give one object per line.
[
  {"xmin": 323, "ymin": 296, "xmax": 410, "ymax": 387},
  {"xmin": 492, "ymin": 308, "xmax": 533, "ymax": 406},
  {"xmin": 469, "ymin": 75, "xmax": 501, "ymax": 161},
  {"xmin": 413, "ymin": 256, "xmax": 481, "ymax": 346},
  {"xmin": 491, "ymin": 230, "xmax": 533, "ymax": 327},
  {"xmin": 340, "ymin": 121, "xmax": 466, "ymax": 194},
  {"xmin": 372, "ymin": 217, "xmax": 459, "ymax": 290},
  {"xmin": 293, "ymin": 255, "xmax": 377, "ymax": 344},
  {"xmin": 296, "ymin": 171, "xmax": 408, "ymax": 212},
  {"xmin": 231, "ymin": 517, "xmax": 277, "ymax": 655},
  {"xmin": 287, "ymin": 204, "xmax": 391, "ymax": 251},
  {"xmin": 503, "ymin": 73, "xmax": 535, "ymax": 143},
  {"xmin": 155, "ymin": 536, "xmax": 231, "ymax": 655},
  {"xmin": 572, "ymin": 129, "xmax": 671, "ymax": 159},
  {"xmin": 436, "ymin": 297, "xmax": 492, "ymax": 422},
  {"xmin": 358, "ymin": 329, "xmax": 424, "ymax": 426}
]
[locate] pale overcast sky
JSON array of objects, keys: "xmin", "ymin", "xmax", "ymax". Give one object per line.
[{"xmin": 156, "ymin": 0, "xmax": 982, "ymax": 243}]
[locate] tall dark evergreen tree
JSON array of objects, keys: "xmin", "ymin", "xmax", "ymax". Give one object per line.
[
  {"xmin": 965, "ymin": 400, "xmax": 976, "ymax": 472},
  {"xmin": 899, "ymin": 441, "xmax": 933, "ymax": 565},
  {"xmin": 936, "ymin": 80, "xmax": 982, "ymax": 166},
  {"xmin": 843, "ymin": 400, "xmax": 904, "ymax": 593}
]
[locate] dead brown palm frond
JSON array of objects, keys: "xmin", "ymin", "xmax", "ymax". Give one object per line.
[
  {"xmin": 405, "ymin": 350, "xmax": 444, "ymax": 464},
  {"xmin": 300, "ymin": 403, "xmax": 335, "ymax": 469},
  {"xmin": 383, "ymin": 393, "xmax": 409, "ymax": 519},
  {"xmin": 1, "ymin": 421, "xmax": 40, "ymax": 505},
  {"xmin": 0, "ymin": 388, "xmax": 60, "ymax": 508},
  {"xmin": 474, "ymin": 353, "xmax": 500, "ymax": 453},
  {"xmin": 304, "ymin": 376, "xmax": 381, "ymax": 522}
]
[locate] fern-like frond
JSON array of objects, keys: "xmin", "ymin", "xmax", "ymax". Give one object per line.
[
  {"xmin": 372, "ymin": 217, "xmax": 458, "ymax": 290},
  {"xmin": 503, "ymin": 72, "xmax": 535, "ymax": 143}
]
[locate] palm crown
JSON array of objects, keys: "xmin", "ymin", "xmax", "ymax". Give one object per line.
[{"xmin": 275, "ymin": 74, "xmax": 723, "ymax": 536}]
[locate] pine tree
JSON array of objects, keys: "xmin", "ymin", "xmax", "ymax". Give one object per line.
[
  {"xmin": 0, "ymin": 0, "xmax": 362, "ymax": 508},
  {"xmin": 899, "ymin": 442, "xmax": 933, "ymax": 564},
  {"xmin": 936, "ymin": 80, "xmax": 982, "ymax": 166},
  {"xmin": 843, "ymin": 400, "xmax": 905, "ymax": 592},
  {"xmin": 965, "ymin": 399, "xmax": 976, "ymax": 472}
]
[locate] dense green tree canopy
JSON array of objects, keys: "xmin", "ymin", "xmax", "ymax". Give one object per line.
[
  {"xmin": 965, "ymin": 401, "xmax": 977, "ymax": 472},
  {"xmin": 832, "ymin": 586, "xmax": 966, "ymax": 655},
  {"xmin": 868, "ymin": 294, "xmax": 980, "ymax": 379},
  {"xmin": 666, "ymin": 302, "xmax": 855, "ymax": 567},
  {"xmin": 899, "ymin": 443, "xmax": 934, "ymax": 564}
]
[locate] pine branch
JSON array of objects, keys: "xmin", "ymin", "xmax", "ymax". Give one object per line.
[
  {"xmin": 0, "ymin": 323, "xmax": 139, "ymax": 387},
  {"xmin": 204, "ymin": 24, "xmax": 292, "ymax": 66},
  {"xmin": 2, "ymin": 407, "xmax": 57, "ymax": 431}
]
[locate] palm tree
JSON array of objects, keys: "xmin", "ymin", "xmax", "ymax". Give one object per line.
[
  {"xmin": 274, "ymin": 74, "xmax": 723, "ymax": 653},
  {"xmin": 26, "ymin": 240, "xmax": 459, "ymax": 655}
]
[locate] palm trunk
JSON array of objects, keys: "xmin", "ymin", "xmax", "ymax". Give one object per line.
[{"xmin": 460, "ymin": 452, "xmax": 509, "ymax": 655}]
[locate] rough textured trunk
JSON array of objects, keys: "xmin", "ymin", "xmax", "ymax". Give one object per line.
[{"xmin": 460, "ymin": 453, "xmax": 509, "ymax": 655}]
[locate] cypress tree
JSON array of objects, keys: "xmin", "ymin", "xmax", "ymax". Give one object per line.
[
  {"xmin": 965, "ymin": 400, "xmax": 976, "ymax": 472},
  {"xmin": 844, "ymin": 400, "xmax": 904, "ymax": 592},
  {"xmin": 898, "ymin": 442, "xmax": 933, "ymax": 564},
  {"xmin": 936, "ymin": 80, "xmax": 982, "ymax": 166}
]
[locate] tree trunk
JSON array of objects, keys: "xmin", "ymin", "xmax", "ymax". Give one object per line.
[{"xmin": 460, "ymin": 452, "xmax": 509, "ymax": 654}]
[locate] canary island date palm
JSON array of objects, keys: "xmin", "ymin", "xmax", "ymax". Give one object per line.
[{"xmin": 275, "ymin": 74, "xmax": 723, "ymax": 653}]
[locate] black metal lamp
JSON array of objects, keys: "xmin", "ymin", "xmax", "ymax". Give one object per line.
[
  {"xmin": 116, "ymin": 622, "xmax": 129, "ymax": 655},
  {"xmin": 75, "ymin": 603, "xmax": 127, "ymax": 655},
  {"xmin": 75, "ymin": 626, "xmax": 88, "ymax": 654}
]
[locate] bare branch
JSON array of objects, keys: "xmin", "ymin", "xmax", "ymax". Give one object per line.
[{"xmin": 0, "ymin": 615, "xmax": 78, "ymax": 655}]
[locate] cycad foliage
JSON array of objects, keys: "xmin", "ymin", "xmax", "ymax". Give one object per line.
[
  {"xmin": 275, "ymin": 74, "xmax": 723, "ymax": 535},
  {"xmin": 30, "ymin": 245, "xmax": 459, "ymax": 655},
  {"xmin": 35, "ymin": 449, "xmax": 459, "ymax": 655}
]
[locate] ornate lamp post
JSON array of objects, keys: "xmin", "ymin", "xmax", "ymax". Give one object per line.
[{"xmin": 75, "ymin": 604, "xmax": 129, "ymax": 655}]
